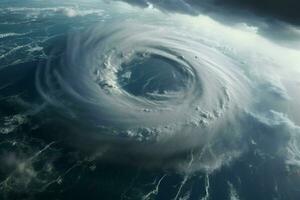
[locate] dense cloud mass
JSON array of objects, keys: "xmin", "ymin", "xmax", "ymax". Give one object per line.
[{"xmin": 120, "ymin": 0, "xmax": 300, "ymax": 25}]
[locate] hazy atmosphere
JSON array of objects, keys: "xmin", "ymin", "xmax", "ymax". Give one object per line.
[{"xmin": 0, "ymin": 0, "xmax": 300, "ymax": 199}]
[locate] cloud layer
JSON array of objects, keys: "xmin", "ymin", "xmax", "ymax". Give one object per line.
[{"xmin": 120, "ymin": 0, "xmax": 300, "ymax": 25}]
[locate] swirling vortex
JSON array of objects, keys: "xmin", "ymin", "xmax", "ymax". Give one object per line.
[{"xmin": 36, "ymin": 22, "xmax": 250, "ymax": 169}]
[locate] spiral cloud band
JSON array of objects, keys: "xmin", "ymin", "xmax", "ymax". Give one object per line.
[{"xmin": 34, "ymin": 21, "xmax": 250, "ymax": 168}]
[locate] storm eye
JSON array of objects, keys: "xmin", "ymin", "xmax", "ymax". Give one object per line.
[{"xmin": 117, "ymin": 54, "xmax": 188, "ymax": 101}]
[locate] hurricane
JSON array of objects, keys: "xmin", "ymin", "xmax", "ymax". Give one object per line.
[
  {"xmin": 1, "ymin": 1, "xmax": 300, "ymax": 199},
  {"xmin": 35, "ymin": 21, "xmax": 250, "ymax": 170}
]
